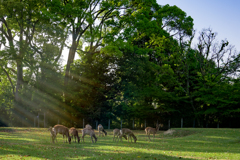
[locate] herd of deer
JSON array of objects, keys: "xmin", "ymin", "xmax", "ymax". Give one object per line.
[{"xmin": 48, "ymin": 123, "xmax": 163, "ymax": 144}]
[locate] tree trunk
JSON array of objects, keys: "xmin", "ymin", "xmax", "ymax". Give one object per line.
[
  {"xmin": 64, "ymin": 40, "xmax": 78, "ymax": 85},
  {"xmin": 15, "ymin": 61, "xmax": 24, "ymax": 102}
]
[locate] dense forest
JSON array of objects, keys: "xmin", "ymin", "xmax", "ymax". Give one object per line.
[{"xmin": 1, "ymin": 0, "xmax": 240, "ymax": 129}]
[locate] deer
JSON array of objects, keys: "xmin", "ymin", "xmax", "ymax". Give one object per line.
[
  {"xmin": 98, "ymin": 124, "xmax": 107, "ymax": 137},
  {"xmin": 69, "ymin": 127, "xmax": 80, "ymax": 143},
  {"xmin": 48, "ymin": 127, "xmax": 56, "ymax": 143},
  {"xmin": 85, "ymin": 124, "xmax": 92, "ymax": 129},
  {"xmin": 81, "ymin": 128, "xmax": 97, "ymax": 143},
  {"xmin": 119, "ymin": 128, "xmax": 137, "ymax": 143},
  {"xmin": 53, "ymin": 124, "xmax": 71, "ymax": 144},
  {"xmin": 145, "ymin": 124, "xmax": 163, "ymax": 141},
  {"xmin": 113, "ymin": 128, "xmax": 127, "ymax": 142}
]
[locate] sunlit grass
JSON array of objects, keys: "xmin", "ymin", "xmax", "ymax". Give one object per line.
[{"xmin": 0, "ymin": 127, "xmax": 240, "ymax": 159}]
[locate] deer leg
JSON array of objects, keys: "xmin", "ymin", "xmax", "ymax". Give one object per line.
[
  {"xmin": 53, "ymin": 134, "xmax": 57, "ymax": 143},
  {"xmin": 82, "ymin": 135, "xmax": 84, "ymax": 143},
  {"xmin": 148, "ymin": 133, "xmax": 151, "ymax": 141},
  {"xmin": 91, "ymin": 135, "xmax": 94, "ymax": 143},
  {"xmin": 119, "ymin": 135, "xmax": 121, "ymax": 142}
]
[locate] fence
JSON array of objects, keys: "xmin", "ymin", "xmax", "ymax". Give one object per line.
[{"xmin": 2, "ymin": 112, "xmax": 240, "ymax": 129}]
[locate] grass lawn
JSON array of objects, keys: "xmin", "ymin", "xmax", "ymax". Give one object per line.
[{"xmin": 0, "ymin": 127, "xmax": 240, "ymax": 160}]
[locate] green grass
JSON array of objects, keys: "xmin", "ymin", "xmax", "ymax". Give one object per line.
[{"xmin": 0, "ymin": 127, "xmax": 240, "ymax": 159}]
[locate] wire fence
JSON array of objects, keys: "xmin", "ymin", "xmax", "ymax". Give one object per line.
[{"xmin": 2, "ymin": 112, "xmax": 240, "ymax": 129}]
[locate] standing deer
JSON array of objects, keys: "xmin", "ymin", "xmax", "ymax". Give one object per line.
[
  {"xmin": 145, "ymin": 124, "xmax": 162, "ymax": 141},
  {"xmin": 81, "ymin": 128, "xmax": 97, "ymax": 143},
  {"xmin": 98, "ymin": 124, "xmax": 107, "ymax": 137},
  {"xmin": 53, "ymin": 124, "xmax": 71, "ymax": 144},
  {"xmin": 119, "ymin": 128, "xmax": 137, "ymax": 143},
  {"xmin": 113, "ymin": 128, "xmax": 127, "ymax": 142},
  {"xmin": 69, "ymin": 127, "xmax": 80, "ymax": 143},
  {"xmin": 48, "ymin": 127, "xmax": 56, "ymax": 143}
]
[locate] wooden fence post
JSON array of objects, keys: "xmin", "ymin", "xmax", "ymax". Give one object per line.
[
  {"xmin": 38, "ymin": 113, "xmax": 39, "ymax": 128},
  {"xmin": 168, "ymin": 120, "xmax": 170, "ymax": 129},
  {"xmin": 83, "ymin": 119, "xmax": 85, "ymax": 128},
  {"xmin": 44, "ymin": 113, "xmax": 46, "ymax": 128},
  {"xmin": 181, "ymin": 118, "xmax": 183, "ymax": 128},
  {"xmin": 96, "ymin": 120, "xmax": 98, "ymax": 129}
]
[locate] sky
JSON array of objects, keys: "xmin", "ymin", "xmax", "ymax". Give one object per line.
[
  {"xmin": 158, "ymin": 0, "xmax": 240, "ymax": 50},
  {"xmin": 62, "ymin": 0, "xmax": 240, "ymax": 65}
]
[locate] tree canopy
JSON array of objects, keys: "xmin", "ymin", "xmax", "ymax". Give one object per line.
[{"xmin": 1, "ymin": 0, "xmax": 240, "ymax": 128}]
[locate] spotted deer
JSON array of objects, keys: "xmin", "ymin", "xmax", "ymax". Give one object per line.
[
  {"xmin": 81, "ymin": 128, "xmax": 97, "ymax": 143},
  {"xmin": 98, "ymin": 124, "xmax": 107, "ymax": 137},
  {"xmin": 53, "ymin": 124, "xmax": 71, "ymax": 144},
  {"xmin": 113, "ymin": 128, "xmax": 127, "ymax": 142},
  {"xmin": 48, "ymin": 127, "xmax": 56, "ymax": 143},
  {"xmin": 145, "ymin": 124, "xmax": 163, "ymax": 141},
  {"xmin": 85, "ymin": 124, "xmax": 92, "ymax": 129},
  {"xmin": 119, "ymin": 128, "xmax": 137, "ymax": 143},
  {"xmin": 69, "ymin": 127, "xmax": 80, "ymax": 143}
]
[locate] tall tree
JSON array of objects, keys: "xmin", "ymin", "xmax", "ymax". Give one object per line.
[
  {"xmin": 45, "ymin": 0, "xmax": 132, "ymax": 85},
  {"xmin": 0, "ymin": 0, "xmax": 66, "ymax": 126}
]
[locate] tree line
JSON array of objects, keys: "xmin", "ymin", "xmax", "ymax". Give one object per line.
[{"xmin": 1, "ymin": 0, "xmax": 240, "ymax": 128}]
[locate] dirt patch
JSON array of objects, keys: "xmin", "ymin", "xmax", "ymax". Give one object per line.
[{"xmin": 162, "ymin": 129, "xmax": 198, "ymax": 138}]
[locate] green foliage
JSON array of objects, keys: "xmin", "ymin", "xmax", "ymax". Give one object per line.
[{"xmin": 0, "ymin": 0, "xmax": 240, "ymax": 127}]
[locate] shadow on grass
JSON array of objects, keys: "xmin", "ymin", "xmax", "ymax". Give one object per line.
[{"xmin": 0, "ymin": 127, "xmax": 240, "ymax": 159}]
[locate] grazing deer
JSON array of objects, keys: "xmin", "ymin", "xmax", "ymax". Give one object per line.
[
  {"xmin": 145, "ymin": 124, "xmax": 163, "ymax": 141},
  {"xmin": 98, "ymin": 124, "xmax": 107, "ymax": 137},
  {"xmin": 85, "ymin": 124, "xmax": 92, "ymax": 129},
  {"xmin": 81, "ymin": 128, "xmax": 97, "ymax": 143},
  {"xmin": 69, "ymin": 127, "xmax": 80, "ymax": 143},
  {"xmin": 113, "ymin": 128, "xmax": 127, "ymax": 142},
  {"xmin": 119, "ymin": 128, "xmax": 137, "ymax": 143},
  {"xmin": 48, "ymin": 127, "xmax": 56, "ymax": 143},
  {"xmin": 53, "ymin": 124, "xmax": 71, "ymax": 144}
]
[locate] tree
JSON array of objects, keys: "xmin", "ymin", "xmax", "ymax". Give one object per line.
[
  {"xmin": 0, "ymin": 0, "xmax": 66, "ymax": 126},
  {"xmin": 44, "ymin": 0, "xmax": 133, "ymax": 85}
]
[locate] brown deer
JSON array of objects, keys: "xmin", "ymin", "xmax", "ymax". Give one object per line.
[
  {"xmin": 69, "ymin": 127, "xmax": 80, "ymax": 143},
  {"xmin": 113, "ymin": 128, "xmax": 127, "ymax": 142},
  {"xmin": 145, "ymin": 124, "xmax": 162, "ymax": 141},
  {"xmin": 53, "ymin": 124, "xmax": 71, "ymax": 144},
  {"xmin": 119, "ymin": 128, "xmax": 137, "ymax": 143},
  {"xmin": 48, "ymin": 127, "xmax": 56, "ymax": 143},
  {"xmin": 98, "ymin": 124, "xmax": 107, "ymax": 137},
  {"xmin": 85, "ymin": 124, "xmax": 92, "ymax": 129},
  {"xmin": 81, "ymin": 128, "xmax": 97, "ymax": 143}
]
